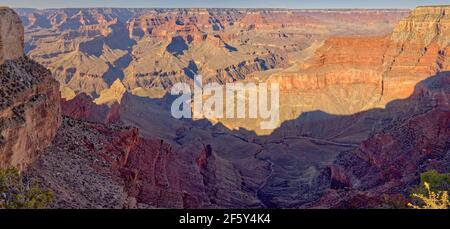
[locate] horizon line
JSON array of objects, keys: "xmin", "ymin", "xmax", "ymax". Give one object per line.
[{"xmin": 10, "ymin": 6, "xmax": 415, "ymax": 10}]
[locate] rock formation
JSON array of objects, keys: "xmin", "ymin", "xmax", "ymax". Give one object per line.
[
  {"xmin": 0, "ymin": 8, "xmax": 61, "ymax": 169},
  {"xmin": 0, "ymin": 7, "xmax": 24, "ymax": 65},
  {"xmin": 61, "ymin": 93, "xmax": 111, "ymax": 123},
  {"xmin": 391, "ymin": 6, "xmax": 450, "ymax": 45}
]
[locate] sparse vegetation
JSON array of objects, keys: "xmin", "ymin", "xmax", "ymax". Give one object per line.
[
  {"xmin": 408, "ymin": 170, "xmax": 450, "ymax": 209},
  {"xmin": 0, "ymin": 167, "xmax": 54, "ymax": 209}
]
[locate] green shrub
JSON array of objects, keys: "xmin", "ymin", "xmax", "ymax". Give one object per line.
[
  {"xmin": 0, "ymin": 167, "xmax": 54, "ymax": 209},
  {"xmin": 411, "ymin": 170, "xmax": 450, "ymax": 195}
]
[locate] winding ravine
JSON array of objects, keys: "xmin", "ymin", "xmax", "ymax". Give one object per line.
[
  {"xmin": 226, "ymin": 131, "xmax": 360, "ymax": 208},
  {"xmin": 254, "ymin": 148, "xmax": 276, "ymax": 209}
]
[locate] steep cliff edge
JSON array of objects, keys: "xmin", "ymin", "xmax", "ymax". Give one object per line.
[
  {"xmin": 0, "ymin": 8, "xmax": 61, "ymax": 169},
  {"xmin": 381, "ymin": 5, "xmax": 450, "ymax": 104}
]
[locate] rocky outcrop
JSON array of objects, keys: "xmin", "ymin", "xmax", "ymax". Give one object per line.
[
  {"xmin": 0, "ymin": 8, "xmax": 24, "ymax": 65},
  {"xmin": 0, "ymin": 8, "xmax": 61, "ymax": 169},
  {"xmin": 215, "ymin": 51, "xmax": 288, "ymax": 83},
  {"xmin": 120, "ymin": 137, "xmax": 211, "ymax": 208},
  {"xmin": 61, "ymin": 93, "xmax": 111, "ymax": 123},
  {"xmin": 94, "ymin": 79, "xmax": 127, "ymax": 106},
  {"xmin": 27, "ymin": 117, "xmax": 133, "ymax": 208}
]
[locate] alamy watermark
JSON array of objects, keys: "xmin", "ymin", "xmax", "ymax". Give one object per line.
[{"xmin": 170, "ymin": 75, "xmax": 280, "ymax": 129}]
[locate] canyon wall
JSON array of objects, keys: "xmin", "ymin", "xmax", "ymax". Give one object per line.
[
  {"xmin": 382, "ymin": 6, "xmax": 450, "ymax": 104},
  {"xmin": 0, "ymin": 8, "xmax": 61, "ymax": 169},
  {"xmin": 391, "ymin": 6, "xmax": 450, "ymax": 45}
]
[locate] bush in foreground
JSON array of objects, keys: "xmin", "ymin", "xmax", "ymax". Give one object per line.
[
  {"xmin": 408, "ymin": 170, "xmax": 449, "ymax": 209},
  {"xmin": 0, "ymin": 167, "xmax": 54, "ymax": 209}
]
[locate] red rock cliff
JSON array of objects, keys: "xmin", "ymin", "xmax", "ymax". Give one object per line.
[{"xmin": 0, "ymin": 8, "xmax": 61, "ymax": 169}]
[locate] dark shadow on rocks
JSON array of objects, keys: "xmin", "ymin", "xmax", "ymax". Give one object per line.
[
  {"xmin": 166, "ymin": 36, "xmax": 189, "ymax": 56},
  {"xmin": 183, "ymin": 60, "xmax": 199, "ymax": 80}
]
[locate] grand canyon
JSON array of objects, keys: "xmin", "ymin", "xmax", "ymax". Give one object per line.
[{"xmin": 0, "ymin": 3, "xmax": 449, "ymax": 209}]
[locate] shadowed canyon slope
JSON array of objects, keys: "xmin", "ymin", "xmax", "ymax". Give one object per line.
[{"xmin": 0, "ymin": 6, "xmax": 449, "ymax": 209}]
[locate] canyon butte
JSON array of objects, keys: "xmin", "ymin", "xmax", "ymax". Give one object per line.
[{"xmin": 0, "ymin": 5, "xmax": 448, "ymax": 208}]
